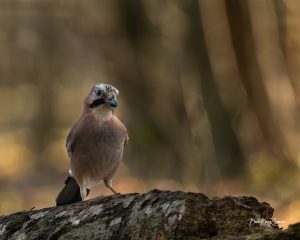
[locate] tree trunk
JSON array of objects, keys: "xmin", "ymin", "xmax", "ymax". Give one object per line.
[
  {"xmin": 179, "ymin": 1, "xmax": 246, "ymax": 179},
  {"xmin": 225, "ymin": 0, "xmax": 290, "ymax": 161},
  {"xmin": 1, "ymin": 189, "xmax": 297, "ymax": 239}
]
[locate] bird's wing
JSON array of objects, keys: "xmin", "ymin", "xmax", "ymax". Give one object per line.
[
  {"xmin": 111, "ymin": 115, "xmax": 129, "ymax": 147},
  {"xmin": 124, "ymin": 132, "xmax": 129, "ymax": 146},
  {"xmin": 66, "ymin": 130, "xmax": 73, "ymax": 157},
  {"xmin": 66, "ymin": 120, "xmax": 81, "ymax": 158}
]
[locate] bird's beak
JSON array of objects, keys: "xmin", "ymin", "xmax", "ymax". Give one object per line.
[{"xmin": 105, "ymin": 96, "xmax": 118, "ymax": 108}]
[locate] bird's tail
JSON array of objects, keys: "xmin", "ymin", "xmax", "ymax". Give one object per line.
[{"xmin": 56, "ymin": 176, "xmax": 86, "ymax": 206}]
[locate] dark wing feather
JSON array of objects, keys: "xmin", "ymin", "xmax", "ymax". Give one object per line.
[
  {"xmin": 56, "ymin": 176, "xmax": 82, "ymax": 206},
  {"xmin": 66, "ymin": 130, "xmax": 73, "ymax": 157}
]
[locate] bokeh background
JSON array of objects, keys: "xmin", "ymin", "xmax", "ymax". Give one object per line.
[{"xmin": 0, "ymin": 0, "xmax": 300, "ymax": 228}]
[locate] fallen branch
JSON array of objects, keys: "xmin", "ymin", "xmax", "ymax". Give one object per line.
[{"xmin": 0, "ymin": 189, "xmax": 294, "ymax": 239}]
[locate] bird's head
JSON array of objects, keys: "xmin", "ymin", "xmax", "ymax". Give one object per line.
[{"xmin": 85, "ymin": 83, "xmax": 119, "ymax": 110}]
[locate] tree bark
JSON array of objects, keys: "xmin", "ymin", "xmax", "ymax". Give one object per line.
[{"xmin": 1, "ymin": 189, "xmax": 296, "ymax": 239}]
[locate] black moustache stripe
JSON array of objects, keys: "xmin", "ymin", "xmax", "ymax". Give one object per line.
[{"xmin": 90, "ymin": 98, "xmax": 105, "ymax": 108}]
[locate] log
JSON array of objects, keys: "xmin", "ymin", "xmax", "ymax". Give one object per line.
[{"xmin": 0, "ymin": 189, "xmax": 296, "ymax": 240}]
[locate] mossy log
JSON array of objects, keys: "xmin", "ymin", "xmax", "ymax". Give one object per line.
[{"xmin": 0, "ymin": 189, "xmax": 296, "ymax": 239}]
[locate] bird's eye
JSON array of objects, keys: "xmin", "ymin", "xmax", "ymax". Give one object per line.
[{"xmin": 95, "ymin": 89, "xmax": 102, "ymax": 96}]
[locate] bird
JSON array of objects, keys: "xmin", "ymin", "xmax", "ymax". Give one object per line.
[{"xmin": 56, "ymin": 83, "xmax": 129, "ymax": 206}]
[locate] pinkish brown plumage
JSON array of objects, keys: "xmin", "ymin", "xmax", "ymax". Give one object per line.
[{"xmin": 56, "ymin": 83, "xmax": 128, "ymax": 206}]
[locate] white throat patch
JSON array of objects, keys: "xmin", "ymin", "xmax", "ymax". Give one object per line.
[{"xmin": 91, "ymin": 106, "xmax": 113, "ymax": 123}]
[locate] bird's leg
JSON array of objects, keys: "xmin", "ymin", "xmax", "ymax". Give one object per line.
[
  {"xmin": 80, "ymin": 188, "xmax": 89, "ymax": 200},
  {"xmin": 104, "ymin": 178, "xmax": 119, "ymax": 195}
]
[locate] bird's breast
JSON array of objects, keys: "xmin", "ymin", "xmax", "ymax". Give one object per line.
[{"xmin": 70, "ymin": 117, "xmax": 126, "ymax": 184}]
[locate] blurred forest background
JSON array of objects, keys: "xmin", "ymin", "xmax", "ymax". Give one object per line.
[{"xmin": 0, "ymin": 0, "xmax": 300, "ymax": 228}]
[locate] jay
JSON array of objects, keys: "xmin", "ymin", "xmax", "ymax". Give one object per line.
[{"xmin": 56, "ymin": 83, "xmax": 128, "ymax": 206}]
